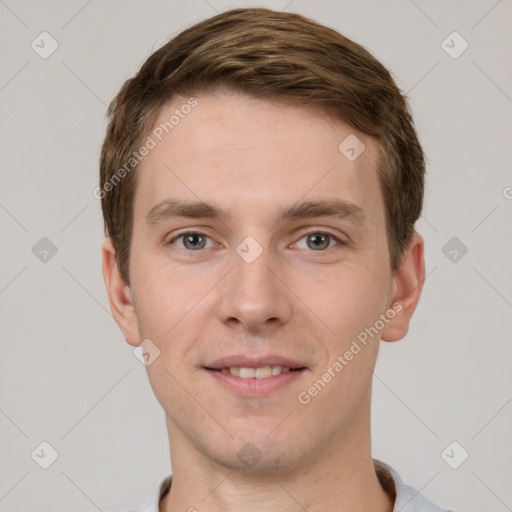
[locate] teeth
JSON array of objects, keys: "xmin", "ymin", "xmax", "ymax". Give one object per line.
[
  {"xmin": 239, "ymin": 367, "xmax": 255, "ymax": 378},
  {"xmin": 255, "ymin": 366, "xmax": 271, "ymax": 379},
  {"xmin": 223, "ymin": 366, "xmax": 291, "ymax": 378},
  {"xmin": 271, "ymin": 365, "xmax": 282, "ymax": 376}
]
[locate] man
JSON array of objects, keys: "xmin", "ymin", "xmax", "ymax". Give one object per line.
[{"xmin": 99, "ymin": 7, "xmax": 452, "ymax": 512}]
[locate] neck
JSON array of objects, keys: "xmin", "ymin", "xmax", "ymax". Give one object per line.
[{"xmin": 161, "ymin": 414, "xmax": 394, "ymax": 512}]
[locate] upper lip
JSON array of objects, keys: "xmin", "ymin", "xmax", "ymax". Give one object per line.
[{"xmin": 205, "ymin": 355, "xmax": 306, "ymax": 370}]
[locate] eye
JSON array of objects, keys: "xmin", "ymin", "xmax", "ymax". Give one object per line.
[
  {"xmin": 170, "ymin": 231, "xmax": 215, "ymax": 251},
  {"xmin": 294, "ymin": 232, "xmax": 341, "ymax": 251}
]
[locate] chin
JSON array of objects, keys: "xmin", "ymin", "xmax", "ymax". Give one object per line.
[{"xmin": 206, "ymin": 426, "xmax": 309, "ymax": 475}]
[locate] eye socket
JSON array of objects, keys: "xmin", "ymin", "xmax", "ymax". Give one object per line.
[{"xmin": 293, "ymin": 231, "xmax": 342, "ymax": 251}]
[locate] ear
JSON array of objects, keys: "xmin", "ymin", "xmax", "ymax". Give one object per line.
[
  {"xmin": 381, "ymin": 232, "xmax": 425, "ymax": 342},
  {"xmin": 101, "ymin": 237, "xmax": 140, "ymax": 347}
]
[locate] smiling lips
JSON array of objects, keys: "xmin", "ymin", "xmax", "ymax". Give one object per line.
[
  {"xmin": 205, "ymin": 365, "xmax": 305, "ymax": 396},
  {"xmin": 205, "ymin": 356, "xmax": 306, "ymax": 381},
  {"xmin": 220, "ymin": 365, "xmax": 291, "ymax": 379}
]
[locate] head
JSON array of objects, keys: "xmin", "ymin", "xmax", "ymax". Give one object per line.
[{"xmin": 101, "ymin": 8, "xmax": 425, "ymax": 473}]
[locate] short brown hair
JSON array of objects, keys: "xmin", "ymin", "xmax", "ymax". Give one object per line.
[{"xmin": 100, "ymin": 7, "xmax": 425, "ymax": 285}]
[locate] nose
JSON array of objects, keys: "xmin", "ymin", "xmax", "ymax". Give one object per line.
[{"xmin": 215, "ymin": 245, "xmax": 293, "ymax": 334}]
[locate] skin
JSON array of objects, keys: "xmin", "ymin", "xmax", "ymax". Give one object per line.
[{"xmin": 102, "ymin": 87, "xmax": 425, "ymax": 512}]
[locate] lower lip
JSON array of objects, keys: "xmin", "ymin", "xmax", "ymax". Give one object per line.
[{"xmin": 204, "ymin": 368, "xmax": 306, "ymax": 396}]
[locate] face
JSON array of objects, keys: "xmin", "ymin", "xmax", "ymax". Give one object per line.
[{"xmin": 103, "ymin": 87, "xmax": 422, "ymax": 473}]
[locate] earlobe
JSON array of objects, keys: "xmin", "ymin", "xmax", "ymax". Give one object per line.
[
  {"xmin": 101, "ymin": 238, "xmax": 140, "ymax": 347},
  {"xmin": 381, "ymin": 232, "xmax": 425, "ymax": 342}
]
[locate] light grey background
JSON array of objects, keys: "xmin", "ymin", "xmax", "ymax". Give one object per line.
[{"xmin": 0, "ymin": 1, "xmax": 510, "ymax": 511}]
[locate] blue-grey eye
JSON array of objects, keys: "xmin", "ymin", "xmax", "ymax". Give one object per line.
[
  {"xmin": 295, "ymin": 232, "xmax": 340, "ymax": 251},
  {"xmin": 173, "ymin": 232, "xmax": 213, "ymax": 250},
  {"xmin": 184, "ymin": 233, "xmax": 206, "ymax": 250},
  {"xmin": 307, "ymin": 233, "xmax": 330, "ymax": 250}
]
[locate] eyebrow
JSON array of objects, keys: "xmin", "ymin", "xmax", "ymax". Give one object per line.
[{"xmin": 145, "ymin": 198, "xmax": 367, "ymax": 226}]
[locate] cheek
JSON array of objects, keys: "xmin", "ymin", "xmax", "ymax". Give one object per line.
[
  {"xmin": 129, "ymin": 248, "xmax": 222, "ymax": 367},
  {"xmin": 130, "ymin": 251, "xmax": 192, "ymax": 339},
  {"xmin": 297, "ymin": 261, "xmax": 389, "ymax": 348}
]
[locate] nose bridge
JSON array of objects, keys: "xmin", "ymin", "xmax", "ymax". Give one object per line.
[{"xmin": 216, "ymin": 242, "xmax": 292, "ymax": 331}]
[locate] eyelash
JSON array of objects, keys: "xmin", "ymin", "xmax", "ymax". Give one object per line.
[{"xmin": 167, "ymin": 230, "xmax": 344, "ymax": 252}]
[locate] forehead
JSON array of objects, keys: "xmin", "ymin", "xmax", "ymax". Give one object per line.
[{"xmin": 133, "ymin": 90, "xmax": 384, "ymax": 228}]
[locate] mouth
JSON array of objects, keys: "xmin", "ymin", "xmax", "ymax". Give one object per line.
[
  {"xmin": 206, "ymin": 365, "xmax": 304, "ymax": 379},
  {"xmin": 203, "ymin": 357, "xmax": 307, "ymax": 395}
]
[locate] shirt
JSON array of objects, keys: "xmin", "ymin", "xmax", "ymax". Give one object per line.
[{"xmin": 128, "ymin": 459, "xmax": 453, "ymax": 512}]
